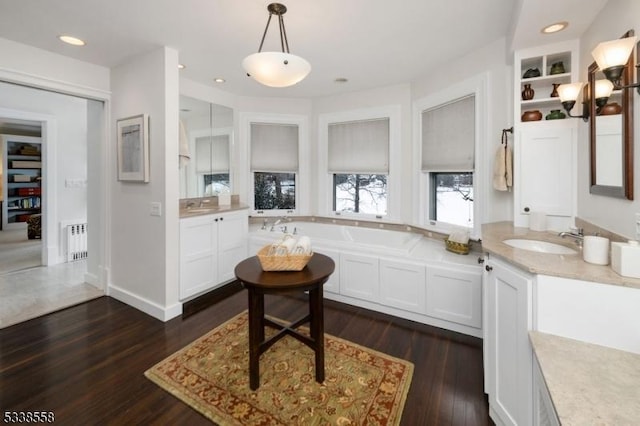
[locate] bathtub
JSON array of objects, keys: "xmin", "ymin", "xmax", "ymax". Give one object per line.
[{"xmin": 248, "ymin": 221, "xmax": 477, "ymax": 265}]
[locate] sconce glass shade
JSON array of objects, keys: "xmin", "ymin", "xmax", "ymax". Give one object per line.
[
  {"xmin": 557, "ymin": 82, "xmax": 584, "ymax": 102},
  {"xmin": 591, "ymin": 36, "xmax": 637, "ymax": 71},
  {"xmin": 594, "ymin": 79, "xmax": 614, "ymax": 99},
  {"xmin": 243, "ymin": 51, "xmax": 311, "ymax": 87}
]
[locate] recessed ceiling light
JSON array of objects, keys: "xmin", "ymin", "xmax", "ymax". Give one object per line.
[
  {"xmin": 214, "ymin": 78, "xmax": 226, "ymax": 83},
  {"xmin": 178, "ymin": 64, "xmax": 186, "ymax": 70},
  {"xmin": 334, "ymin": 77, "xmax": 348, "ymax": 83},
  {"xmin": 58, "ymin": 35, "xmax": 86, "ymax": 46},
  {"xmin": 541, "ymin": 21, "xmax": 568, "ymax": 34}
]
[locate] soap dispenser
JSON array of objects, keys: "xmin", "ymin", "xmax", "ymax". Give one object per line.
[{"xmin": 611, "ymin": 240, "xmax": 640, "ymax": 278}]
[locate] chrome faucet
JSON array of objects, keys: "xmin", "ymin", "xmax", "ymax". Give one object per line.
[
  {"xmin": 558, "ymin": 227, "xmax": 584, "ymax": 246},
  {"xmin": 269, "ymin": 216, "xmax": 291, "ymax": 232}
]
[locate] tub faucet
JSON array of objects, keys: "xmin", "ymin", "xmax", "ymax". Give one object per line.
[
  {"xmin": 558, "ymin": 227, "xmax": 584, "ymax": 246},
  {"xmin": 269, "ymin": 216, "xmax": 290, "ymax": 232}
]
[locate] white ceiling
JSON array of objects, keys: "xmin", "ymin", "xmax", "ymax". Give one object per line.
[{"xmin": 0, "ymin": 0, "xmax": 608, "ymax": 99}]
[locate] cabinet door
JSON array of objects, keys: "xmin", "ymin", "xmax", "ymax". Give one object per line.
[
  {"xmin": 533, "ymin": 356, "xmax": 560, "ymax": 426},
  {"xmin": 426, "ymin": 264, "xmax": 481, "ymax": 328},
  {"xmin": 517, "ymin": 126, "xmax": 574, "ymax": 217},
  {"xmin": 180, "ymin": 215, "xmax": 217, "ymax": 299},
  {"xmin": 485, "ymin": 258, "xmax": 533, "ymax": 426},
  {"xmin": 217, "ymin": 210, "xmax": 248, "ymax": 283},
  {"xmin": 316, "ymin": 247, "xmax": 340, "ymax": 295},
  {"xmin": 379, "ymin": 259, "xmax": 425, "ymax": 314},
  {"xmin": 340, "ymin": 253, "xmax": 379, "ymax": 302}
]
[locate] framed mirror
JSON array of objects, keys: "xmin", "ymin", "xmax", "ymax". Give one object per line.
[
  {"xmin": 588, "ymin": 30, "xmax": 634, "ymax": 200},
  {"xmin": 179, "ymin": 96, "xmax": 233, "ymax": 198}
]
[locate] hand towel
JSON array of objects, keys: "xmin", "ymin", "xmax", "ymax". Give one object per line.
[
  {"xmin": 275, "ymin": 235, "xmax": 297, "ymax": 255},
  {"xmin": 492, "ymin": 144, "xmax": 513, "ymax": 191},
  {"xmin": 448, "ymin": 231, "xmax": 469, "ymax": 244},
  {"xmin": 294, "ymin": 236, "xmax": 312, "ymax": 255},
  {"xmin": 179, "ymin": 119, "xmax": 190, "ymax": 168}
]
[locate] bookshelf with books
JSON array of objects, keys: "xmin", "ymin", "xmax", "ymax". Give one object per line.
[{"xmin": 1, "ymin": 134, "xmax": 42, "ymax": 230}]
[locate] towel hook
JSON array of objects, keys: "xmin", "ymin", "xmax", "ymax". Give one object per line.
[{"xmin": 501, "ymin": 126, "xmax": 513, "ymax": 145}]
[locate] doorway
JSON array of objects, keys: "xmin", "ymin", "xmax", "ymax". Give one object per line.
[
  {"xmin": 0, "ymin": 81, "xmax": 105, "ymax": 327},
  {"xmin": 0, "ymin": 119, "xmax": 43, "ymax": 274}
]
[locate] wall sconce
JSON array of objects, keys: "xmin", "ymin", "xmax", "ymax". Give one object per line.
[
  {"xmin": 557, "ymin": 82, "xmax": 588, "ymax": 121},
  {"xmin": 558, "ymin": 31, "xmax": 639, "ymax": 120},
  {"xmin": 591, "ymin": 35, "xmax": 640, "ymax": 93},
  {"xmin": 558, "ymin": 79, "xmax": 615, "ymax": 121},
  {"xmin": 242, "ymin": 3, "xmax": 311, "ymax": 88}
]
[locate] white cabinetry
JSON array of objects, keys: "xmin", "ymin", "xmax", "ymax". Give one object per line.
[
  {"xmin": 380, "ymin": 259, "xmax": 426, "ymax": 314},
  {"xmin": 340, "ymin": 252, "xmax": 379, "ymax": 302},
  {"xmin": 485, "ymin": 256, "xmax": 534, "ymax": 426},
  {"xmin": 317, "ymin": 247, "xmax": 341, "ymax": 294},
  {"xmin": 513, "ymin": 40, "xmax": 578, "ymax": 231},
  {"xmin": 180, "ymin": 209, "xmax": 247, "ymax": 300},
  {"xmin": 533, "ymin": 356, "xmax": 560, "ymax": 426},
  {"xmin": 426, "ymin": 264, "xmax": 482, "ymax": 329}
]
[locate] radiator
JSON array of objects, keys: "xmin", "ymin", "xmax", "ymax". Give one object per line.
[{"xmin": 67, "ymin": 223, "xmax": 88, "ymax": 262}]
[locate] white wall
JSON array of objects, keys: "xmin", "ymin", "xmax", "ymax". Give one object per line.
[
  {"xmin": 0, "ymin": 82, "xmax": 89, "ymax": 263},
  {"xmin": 412, "ymin": 37, "xmax": 514, "ymax": 227},
  {"xmin": 109, "ymin": 47, "xmax": 181, "ymax": 321},
  {"xmin": 577, "ymin": 0, "xmax": 640, "ymax": 239},
  {"xmin": 0, "ymin": 37, "xmax": 110, "ymax": 98}
]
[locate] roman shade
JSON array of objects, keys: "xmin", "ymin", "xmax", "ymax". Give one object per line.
[
  {"xmin": 250, "ymin": 123, "xmax": 299, "ymax": 172},
  {"xmin": 421, "ymin": 95, "xmax": 475, "ymax": 171},
  {"xmin": 195, "ymin": 134, "xmax": 230, "ymax": 173},
  {"xmin": 328, "ymin": 118, "xmax": 389, "ymax": 173}
]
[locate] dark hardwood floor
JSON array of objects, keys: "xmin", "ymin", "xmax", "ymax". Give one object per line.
[{"xmin": 1, "ymin": 293, "xmax": 492, "ymax": 425}]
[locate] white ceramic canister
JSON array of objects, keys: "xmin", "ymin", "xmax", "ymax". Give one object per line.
[
  {"xmin": 611, "ymin": 240, "xmax": 640, "ymax": 278},
  {"xmin": 582, "ymin": 235, "xmax": 610, "ymax": 265}
]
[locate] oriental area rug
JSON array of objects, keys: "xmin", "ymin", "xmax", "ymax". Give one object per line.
[{"xmin": 145, "ymin": 311, "xmax": 413, "ymax": 425}]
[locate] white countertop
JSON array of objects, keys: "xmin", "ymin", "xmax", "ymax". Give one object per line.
[
  {"xmin": 530, "ymin": 331, "xmax": 640, "ymax": 425},
  {"xmin": 482, "ymin": 222, "xmax": 640, "ymax": 290}
]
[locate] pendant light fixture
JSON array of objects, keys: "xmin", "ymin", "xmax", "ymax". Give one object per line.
[{"xmin": 242, "ymin": 3, "xmax": 311, "ymax": 88}]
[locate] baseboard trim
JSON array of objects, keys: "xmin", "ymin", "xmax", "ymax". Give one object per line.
[
  {"xmin": 182, "ymin": 280, "xmax": 244, "ymax": 318},
  {"xmin": 108, "ymin": 284, "xmax": 182, "ymax": 322}
]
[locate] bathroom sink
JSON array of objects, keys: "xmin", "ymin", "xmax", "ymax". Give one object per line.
[{"xmin": 502, "ymin": 239, "xmax": 578, "ymax": 255}]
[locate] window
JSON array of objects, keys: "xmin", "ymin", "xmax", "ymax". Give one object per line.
[
  {"xmin": 250, "ymin": 122, "xmax": 299, "ymax": 212},
  {"xmin": 328, "ymin": 118, "xmax": 390, "ymax": 217},
  {"xmin": 421, "ymin": 94, "xmax": 476, "ymax": 230},
  {"xmin": 203, "ymin": 173, "xmax": 230, "ymax": 195},
  {"xmin": 195, "ymin": 133, "xmax": 230, "ymax": 195},
  {"xmin": 429, "ymin": 172, "xmax": 473, "ymax": 228},
  {"xmin": 254, "ymin": 172, "xmax": 295, "ymax": 210},
  {"xmin": 333, "ymin": 174, "xmax": 387, "ymax": 215}
]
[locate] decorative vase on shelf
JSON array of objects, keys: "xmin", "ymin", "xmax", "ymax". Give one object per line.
[
  {"xmin": 550, "ymin": 83, "xmax": 560, "ymax": 98},
  {"xmin": 521, "ymin": 110, "xmax": 542, "ymax": 122},
  {"xmin": 550, "ymin": 61, "xmax": 565, "ymax": 75},
  {"xmin": 522, "ymin": 84, "xmax": 535, "ymax": 101},
  {"xmin": 545, "ymin": 109, "xmax": 566, "ymax": 120}
]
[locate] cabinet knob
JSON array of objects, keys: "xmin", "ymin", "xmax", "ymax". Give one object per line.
[
  {"xmin": 215, "ymin": 218, "xmax": 219, "ymax": 222},
  {"xmin": 477, "ymin": 257, "xmax": 485, "ymax": 264},
  {"xmin": 485, "ymin": 265, "xmax": 493, "ymax": 272},
  {"xmin": 220, "ymin": 217, "xmax": 224, "ymax": 221},
  {"xmin": 524, "ymin": 207, "xmax": 530, "ymax": 213}
]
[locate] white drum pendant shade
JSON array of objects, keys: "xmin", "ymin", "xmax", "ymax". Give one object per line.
[{"xmin": 243, "ymin": 51, "xmax": 311, "ymax": 87}]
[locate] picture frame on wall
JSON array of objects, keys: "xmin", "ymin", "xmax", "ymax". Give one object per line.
[{"xmin": 117, "ymin": 114, "xmax": 150, "ymax": 182}]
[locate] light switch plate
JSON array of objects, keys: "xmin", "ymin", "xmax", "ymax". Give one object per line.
[
  {"xmin": 635, "ymin": 213, "xmax": 640, "ymax": 240},
  {"xmin": 150, "ymin": 202, "xmax": 162, "ymax": 217}
]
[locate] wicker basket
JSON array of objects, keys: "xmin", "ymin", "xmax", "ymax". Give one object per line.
[
  {"xmin": 444, "ymin": 238, "xmax": 470, "ymax": 255},
  {"xmin": 257, "ymin": 245, "xmax": 313, "ymax": 271}
]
